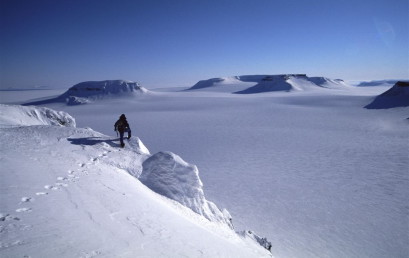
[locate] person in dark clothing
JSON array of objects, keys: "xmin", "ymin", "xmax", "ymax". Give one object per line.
[{"xmin": 114, "ymin": 114, "xmax": 131, "ymax": 148}]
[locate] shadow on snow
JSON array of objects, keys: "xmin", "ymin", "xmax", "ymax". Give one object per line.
[{"xmin": 67, "ymin": 137, "xmax": 120, "ymax": 147}]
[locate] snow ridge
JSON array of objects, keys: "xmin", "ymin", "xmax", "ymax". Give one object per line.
[
  {"xmin": 365, "ymin": 81, "xmax": 409, "ymax": 109},
  {"xmin": 140, "ymin": 151, "xmax": 233, "ymax": 228},
  {"xmin": 0, "ymin": 104, "xmax": 271, "ymax": 257},
  {"xmin": 0, "ymin": 104, "xmax": 76, "ymax": 128}
]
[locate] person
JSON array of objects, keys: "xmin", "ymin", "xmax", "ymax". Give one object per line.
[{"xmin": 114, "ymin": 114, "xmax": 131, "ymax": 148}]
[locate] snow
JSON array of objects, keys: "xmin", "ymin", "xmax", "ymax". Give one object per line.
[
  {"xmin": 0, "ymin": 104, "xmax": 76, "ymax": 128},
  {"xmin": 188, "ymin": 76, "xmax": 255, "ymax": 93},
  {"xmin": 365, "ymin": 81, "xmax": 409, "ymax": 109},
  {"xmin": 140, "ymin": 151, "xmax": 233, "ymax": 227},
  {"xmin": 356, "ymin": 79, "xmax": 399, "ymax": 87},
  {"xmin": 1, "ymin": 75, "xmax": 408, "ymax": 258},
  {"xmin": 188, "ymin": 74, "xmax": 352, "ymax": 94},
  {"xmin": 24, "ymin": 80, "xmax": 150, "ymax": 105},
  {"xmin": 60, "ymin": 80, "xmax": 149, "ymax": 98},
  {"xmin": 0, "ymin": 105, "xmax": 271, "ymax": 257}
]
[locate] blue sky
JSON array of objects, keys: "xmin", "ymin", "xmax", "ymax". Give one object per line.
[{"xmin": 1, "ymin": 0, "xmax": 408, "ymax": 89}]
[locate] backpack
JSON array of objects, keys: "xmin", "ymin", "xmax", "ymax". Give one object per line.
[{"xmin": 115, "ymin": 119, "xmax": 127, "ymax": 132}]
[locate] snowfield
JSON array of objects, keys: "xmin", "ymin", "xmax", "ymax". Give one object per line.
[
  {"xmin": 1, "ymin": 76, "xmax": 408, "ymax": 258},
  {"xmin": 0, "ymin": 105, "xmax": 271, "ymax": 257}
]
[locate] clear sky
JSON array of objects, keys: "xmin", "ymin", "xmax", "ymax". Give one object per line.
[{"xmin": 1, "ymin": 0, "xmax": 408, "ymax": 89}]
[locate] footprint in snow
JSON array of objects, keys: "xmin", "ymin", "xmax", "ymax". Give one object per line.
[
  {"xmin": 56, "ymin": 182, "xmax": 68, "ymax": 187},
  {"xmin": 68, "ymin": 170, "xmax": 75, "ymax": 174},
  {"xmin": 99, "ymin": 152, "xmax": 108, "ymax": 158},
  {"xmin": 44, "ymin": 185, "xmax": 59, "ymax": 191},
  {"xmin": 67, "ymin": 174, "xmax": 79, "ymax": 182},
  {"xmin": 57, "ymin": 176, "xmax": 68, "ymax": 181},
  {"xmin": 0, "ymin": 213, "xmax": 20, "ymax": 221},
  {"xmin": 16, "ymin": 208, "xmax": 32, "ymax": 213},
  {"xmin": 35, "ymin": 192, "xmax": 48, "ymax": 196},
  {"xmin": 20, "ymin": 197, "xmax": 33, "ymax": 203},
  {"xmin": 79, "ymin": 250, "xmax": 102, "ymax": 258},
  {"xmin": 78, "ymin": 163, "xmax": 85, "ymax": 168}
]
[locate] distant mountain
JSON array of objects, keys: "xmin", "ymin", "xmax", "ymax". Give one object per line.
[
  {"xmin": 187, "ymin": 74, "xmax": 351, "ymax": 94},
  {"xmin": 356, "ymin": 79, "xmax": 399, "ymax": 87},
  {"xmin": 25, "ymin": 80, "xmax": 149, "ymax": 105},
  {"xmin": 365, "ymin": 81, "xmax": 409, "ymax": 109}
]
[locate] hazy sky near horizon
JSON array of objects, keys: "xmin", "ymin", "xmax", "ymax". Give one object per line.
[{"xmin": 1, "ymin": 0, "xmax": 408, "ymax": 89}]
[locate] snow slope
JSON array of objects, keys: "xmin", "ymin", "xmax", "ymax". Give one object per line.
[
  {"xmin": 0, "ymin": 104, "xmax": 76, "ymax": 128},
  {"xmin": 187, "ymin": 74, "xmax": 351, "ymax": 93},
  {"xmin": 0, "ymin": 105, "xmax": 271, "ymax": 257},
  {"xmin": 24, "ymin": 80, "xmax": 149, "ymax": 106},
  {"xmin": 365, "ymin": 81, "xmax": 409, "ymax": 109}
]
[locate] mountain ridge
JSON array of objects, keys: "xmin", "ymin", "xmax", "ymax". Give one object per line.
[{"xmin": 187, "ymin": 74, "xmax": 351, "ymax": 93}]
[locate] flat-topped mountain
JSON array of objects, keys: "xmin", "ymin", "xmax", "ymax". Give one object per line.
[
  {"xmin": 24, "ymin": 80, "xmax": 149, "ymax": 105},
  {"xmin": 187, "ymin": 74, "xmax": 351, "ymax": 93}
]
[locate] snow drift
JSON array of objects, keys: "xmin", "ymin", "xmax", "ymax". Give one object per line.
[
  {"xmin": 24, "ymin": 80, "xmax": 149, "ymax": 105},
  {"xmin": 365, "ymin": 81, "xmax": 409, "ymax": 109},
  {"xmin": 140, "ymin": 151, "xmax": 233, "ymax": 228},
  {"xmin": 0, "ymin": 104, "xmax": 271, "ymax": 257},
  {"xmin": 0, "ymin": 104, "xmax": 76, "ymax": 128},
  {"xmin": 187, "ymin": 74, "xmax": 351, "ymax": 93}
]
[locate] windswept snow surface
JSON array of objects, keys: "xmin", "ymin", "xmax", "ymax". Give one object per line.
[
  {"xmin": 0, "ymin": 105, "xmax": 270, "ymax": 257},
  {"xmin": 2, "ymin": 79, "xmax": 408, "ymax": 258}
]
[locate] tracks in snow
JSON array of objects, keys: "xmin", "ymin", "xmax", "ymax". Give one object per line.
[{"xmin": 0, "ymin": 148, "xmax": 113, "ymax": 256}]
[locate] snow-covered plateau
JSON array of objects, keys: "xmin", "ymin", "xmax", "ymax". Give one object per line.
[
  {"xmin": 25, "ymin": 80, "xmax": 150, "ymax": 106},
  {"xmin": 0, "ymin": 76, "xmax": 408, "ymax": 258}
]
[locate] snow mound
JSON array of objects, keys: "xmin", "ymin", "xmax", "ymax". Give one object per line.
[
  {"xmin": 365, "ymin": 81, "xmax": 409, "ymax": 109},
  {"xmin": 126, "ymin": 137, "xmax": 150, "ymax": 156},
  {"xmin": 24, "ymin": 80, "xmax": 149, "ymax": 105},
  {"xmin": 140, "ymin": 151, "xmax": 234, "ymax": 228},
  {"xmin": 0, "ymin": 104, "xmax": 76, "ymax": 128}
]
